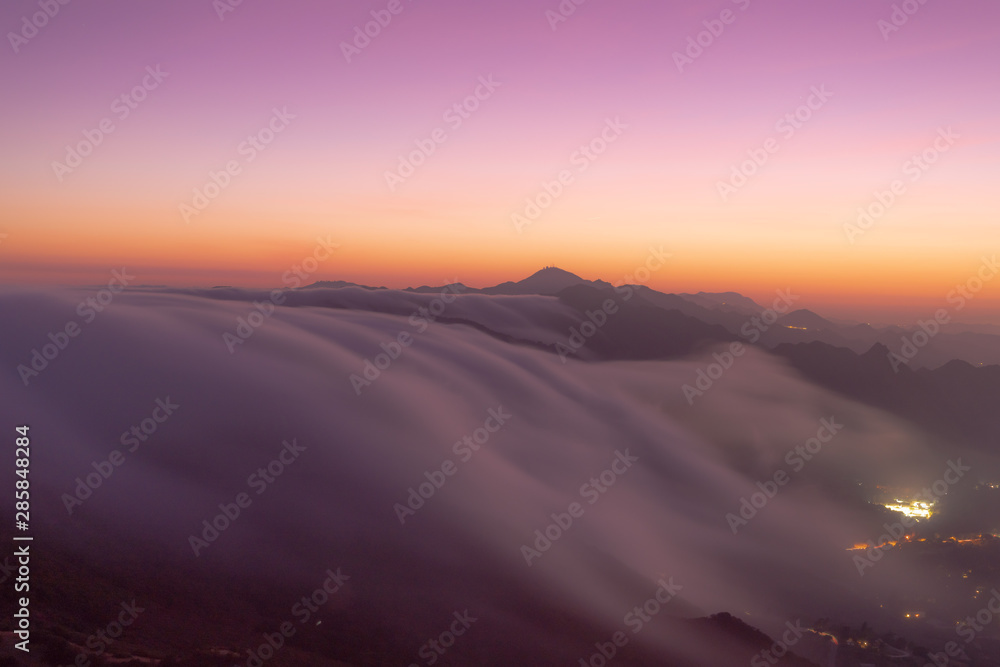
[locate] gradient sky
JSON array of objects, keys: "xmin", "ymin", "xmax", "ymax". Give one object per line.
[{"xmin": 1, "ymin": 0, "xmax": 998, "ymax": 323}]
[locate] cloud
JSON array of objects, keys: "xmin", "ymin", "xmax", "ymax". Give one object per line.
[{"xmin": 0, "ymin": 286, "xmax": 965, "ymax": 661}]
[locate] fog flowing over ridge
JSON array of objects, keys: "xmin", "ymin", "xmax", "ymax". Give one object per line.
[{"xmin": 0, "ymin": 285, "xmax": 984, "ymax": 664}]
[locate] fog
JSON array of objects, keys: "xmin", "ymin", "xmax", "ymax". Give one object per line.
[{"xmin": 0, "ymin": 286, "xmax": 972, "ymax": 662}]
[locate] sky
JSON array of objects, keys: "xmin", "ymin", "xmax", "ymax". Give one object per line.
[{"xmin": 1, "ymin": 0, "xmax": 998, "ymax": 324}]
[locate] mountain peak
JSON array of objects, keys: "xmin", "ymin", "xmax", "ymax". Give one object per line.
[
  {"xmin": 777, "ymin": 309, "xmax": 835, "ymax": 331},
  {"xmin": 482, "ymin": 267, "xmax": 595, "ymax": 296},
  {"xmin": 526, "ymin": 266, "xmax": 583, "ymax": 281},
  {"xmin": 863, "ymin": 341, "xmax": 891, "ymax": 357}
]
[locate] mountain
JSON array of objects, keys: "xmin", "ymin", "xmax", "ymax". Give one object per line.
[
  {"xmin": 307, "ymin": 267, "xmax": 605, "ymax": 297},
  {"xmin": 677, "ymin": 291, "xmax": 763, "ymax": 315},
  {"xmin": 303, "ymin": 280, "xmax": 384, "ymax": 290},
  {"xmin": 771, "ymin": 340, "xmax": 1000, "ymax": 448},
  {"xmin": 776, "ymin": 309, "xmax": 837, "ymax": 331},
  {"xmin": 406, "ymin": 281, "xmax": 469, "ymax": 294},
  {"xmin": 481, "ymin": 266, "xmax": 610, "ymax": 295},
  {"xmin": 299, "ymin": 269, "xmax": 1000, "ymax": 370},
  {"xmin": 554, "ymin": 284, "xmax": 737, "ymax": 360}
]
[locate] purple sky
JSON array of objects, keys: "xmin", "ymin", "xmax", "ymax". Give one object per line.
[{"xmin": 2, "ymin": 0, "xmax": 998, "ymax": 323}]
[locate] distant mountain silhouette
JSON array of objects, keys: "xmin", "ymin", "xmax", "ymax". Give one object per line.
[
  {"xmin": 772, "ymin": 340, "xmax": 1000, "ymax": 448},
  {"xmin": 406, "ymin": 281, "xmax": 469, "ymax": 294},
  {"xmin": 481, "ymin": 266, "xmax": 611, "ymax": 295},
  {"xmin": 554, "ymin": 284, "xmax": 737, "ymax": 360},
  {"xmin": 677, "ymin": 291, "xmax": 763, "ymax": 315},
  {"xmin": 301, "ymin": 267, "xmax": 1000, "ymax": 370},
  {"xmin": 305, "ymin": 279, "xmax": 385, "ymax": 290},
  {"xmin": 776, "ymin": 309, "xmax": 837, "ymax": 331}
]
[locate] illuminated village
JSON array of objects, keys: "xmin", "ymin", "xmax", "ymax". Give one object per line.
[{"xmin": 808, "ymin": 481, "xmax": 1000, "ymax": 666}]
